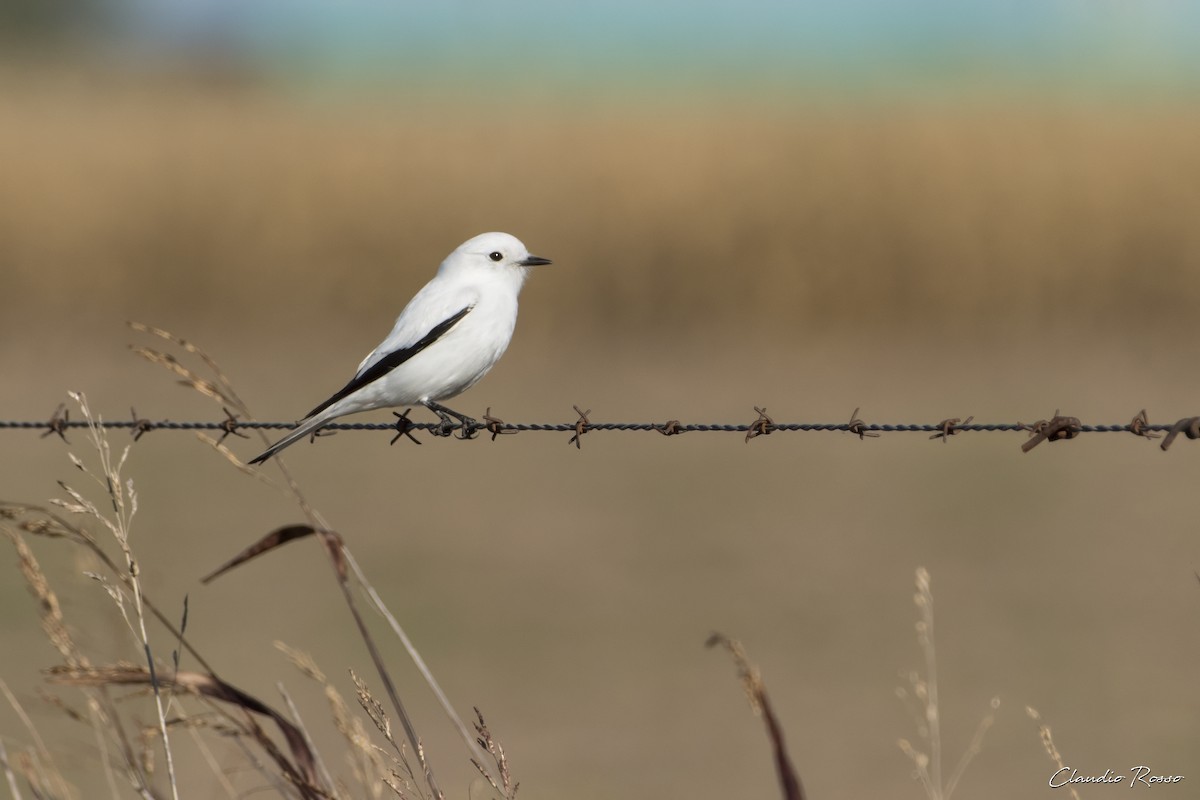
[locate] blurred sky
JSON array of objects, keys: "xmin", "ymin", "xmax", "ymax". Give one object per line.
[{"xmin": 30, "ymin": 0, "xmax": 1200, "ymax": 95}]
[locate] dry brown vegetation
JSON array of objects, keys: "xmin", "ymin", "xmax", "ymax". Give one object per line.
[
  {"xmin": 2, "ymin": 66, "xmax": 1199, "ymax": 340},
  {"xmin": 2, "ymin": 62, "xmax": 1198, "ymax": 799},
  {"xmin": 1, "ymin": 353, "xmax": 525, "ymax": 798}
]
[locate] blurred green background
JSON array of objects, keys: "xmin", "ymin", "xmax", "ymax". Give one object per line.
[{"xmin": 2, "ymin": 2, "xmax": 1198, "ymax": 798}]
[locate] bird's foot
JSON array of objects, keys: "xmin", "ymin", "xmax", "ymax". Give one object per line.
[
  {"xmin": 431, "ymin": 411, "xmax": 457, "ymax": 438},
  {"xmin": 432, "ymin": 412, "xmax": 480, "ymax": 439},
  {"xmin": 456, "ymin": 414, "xmax": 481, "ymax": 440},
  {"xmin": 424, "ymin": 400, "xmax": 479, "ymax": 439}
]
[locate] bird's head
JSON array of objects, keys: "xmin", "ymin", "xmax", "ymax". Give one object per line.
[{"xmin": 442, "ymin": 232, "xmax": 552, "ymax": 287}]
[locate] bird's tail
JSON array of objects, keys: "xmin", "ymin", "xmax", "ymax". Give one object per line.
[{"xmin": 247, "ymin": 414, "xmax": 332, "ymax": 465}]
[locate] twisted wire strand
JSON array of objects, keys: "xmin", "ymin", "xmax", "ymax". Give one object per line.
[{"xmin": 0, "ymin": 419, "xmax": 1176, "ymax": 434}]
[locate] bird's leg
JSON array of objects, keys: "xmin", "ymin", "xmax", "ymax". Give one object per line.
[{"xmin": 422, "ymin": 400, "xmax": 479, "ymax": 439}]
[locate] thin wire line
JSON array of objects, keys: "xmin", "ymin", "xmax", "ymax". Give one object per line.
[{"xmin": 0, "ymin": 419, "xmax": 1177, "ymax": 433}]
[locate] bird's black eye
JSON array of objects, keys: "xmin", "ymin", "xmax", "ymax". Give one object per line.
[{"xmin": 488, "ymin": 251, "xmax": 503, "ymax": 262}]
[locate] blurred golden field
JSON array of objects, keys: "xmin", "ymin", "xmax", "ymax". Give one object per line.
[
  {"xmin": 3, "ymin": 66, "xmax": 1200, "ymax": 340},
  {"xmin": 1, "ymin": 63, "xmax": 1199, "ymax": 799}
]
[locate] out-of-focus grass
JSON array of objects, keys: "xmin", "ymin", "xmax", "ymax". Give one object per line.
[{"xmin": 2, "ymin": 65, "xmax": 1199, "ymax": 342}]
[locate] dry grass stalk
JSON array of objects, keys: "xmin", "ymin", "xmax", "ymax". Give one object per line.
[
  {"xmin": 4, "ymin": 441, "xmax": 334, "ymax": 796},
  {"xmin": 5, "ymin": 507, "xmax": 174, "ymax": 797},
  {"xmin": 0, "ymin": 678, "xmax": 71, "ymax": 800},
  {"xmin": 0, "ymin": 739, "xmax": 22, "ymax": 800},
  {"xmin": 352, "ymin": 671, "xmax": 393, "ymax": 749},
  {"xmin": 126, "ymin": 321, "xmax": 240, "ymax": 401},
  {"xmin": 341, "ymin": 549, "xmax": 488, "ymax": 767},
  {"xmin": 130, "ymin": 322, "xmax": 452, "ymax": 797},
  {"xmin": 275, "ymin": 642, "xmax": 396, "ymax": 800},
  {"xmin": 896, "ymin": 568, "xmax": 999, "ymax": 800},
  {"xmin": 11, "ymin": 752, "xmax": 45, "ymax": 800},
  {"xmin": 200, "ymin": 518, "xmax": 447, "ymax": 799},
  {"xmin": 706, "ymin": 633, "xmax": 804, "ymax": 800},
  {"xmin": 5, "ymin": 529, "xmax": 82, "ymax": 669},
  {"xmin": 84, "ymin": 571, "xmax": 136, "ymax": 639},
  {"xmin": 470, "ymin": 709, "xmax": 518, "ymax": 800},
  {"xmin": 127, "ymin": 319, "xmax": 247, "ymax": 411},
  {"xmin": 276, "ymin": 642, "xmax": 330, "ymax": 685},
  {"xmin": 128, "ymin": 320, "xmax": 316, "ymax": 519},
  {"xmin": 194, "ymin": 432, "xmax": 282, "ymax": 487},
  {"xmin": 34, "ymin": 690, "xmax": 85, "ymax": 725},
  {"xmin": 2, "ymin": 325, "xmax": 513, "ymax": 796},
  {"xmin": 133, "ymin": 702, "xmax": 244, "ymax": 799},
  {"xmin": 1, "ymin": 524, "xmax": 138, "ymax": 799},
  {"xmin": 1026, "ymin": 706, "xmax": 1082, "ymax": 800},
  {"xmin": 276, "ymin": 682, "xmax": 343, "ymax": 800},
  {"xmin": 53, "ymin": 391, "xmax": 180, "ymax": 800},
  {"xmin": 348, "ymin": 672, "xmax": 405, "ymax": 800},
  {"xmin": 384, "ymin": 744, "xmax": 431, "ymax": 800},
  {"xmin": 128, "ymin": 345, "xmax": 235, "ymax": 406},
  {"xmin": 47, "ymin": 664, "xmax": 328, "ymax": 797}
]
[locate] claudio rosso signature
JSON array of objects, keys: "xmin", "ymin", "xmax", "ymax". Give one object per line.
[{"xmin": 1051, "ymin": 766, "xmax": 1185, "ymax": 788}]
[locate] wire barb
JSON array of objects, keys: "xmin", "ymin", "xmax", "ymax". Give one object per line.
[
  {"xmin": 390, "ymin": 409, "xmax": 422, "ymax": 446},
  {"xmin": 1160, "ymin": 416, "xmax": 1200, "ymax": 452},
  {"xmin": 216, "ymin": 406, "xmax": 250, "ymax": 445},
  {"xmin": 129, "ymin": 407, "xmax": 154, "ymax": 441},
  {"xmin": 1020, "ymin": 410, "xmax": 1082, "ymax": 453},
  {"xmin": 930, "ymin": 416, "xmax": 973, "ymax": 443},
  {"xmin": 41, "ymin": 403, "xmax": 70, "ymax": 443},
  {"xmin": 482, "ymin": 407, "xmax": 515, "ymax": 442},
  {"xmin": 846, "ymin": 407, "xmax": 880, "ymax": 439},
  {"xmin": 1127, "ymin": 409, "xmax": 1160, "ymax": 441},
  {"xmin": 745, "ymin": 407, "xmax": 774, "ymax": 442},
  {"xmin": 568, "ymin": 405, "xmax": 591, "ymax": 449},
  {"xmin": 655, "ymin": 419, "xmax": 684, "ymax": 436}
]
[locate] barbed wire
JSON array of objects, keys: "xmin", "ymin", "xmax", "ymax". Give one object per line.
[{"xmin": 3, "ymin": 405, "xmax": 1197, "ymax": 452}]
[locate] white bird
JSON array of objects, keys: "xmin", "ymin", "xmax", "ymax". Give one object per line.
[{"xmin": 249, "ymin": 232, "xmax": 551, "ymax": 464}]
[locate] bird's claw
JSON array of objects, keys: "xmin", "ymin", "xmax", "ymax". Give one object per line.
[
  {"xmin": 423, "ymin": 400, "xmax": 478, "ymax": 439},
  {"xmin": 430, "ymin": 414, "xmax": 456, "ymax": 437},
  {"xmin": 456, "ymin": 416, "xmax": 480, "ymax": 440},
  {"xmin": 431, "ymin": 414, "xmax": 479, "ymax": 439}
]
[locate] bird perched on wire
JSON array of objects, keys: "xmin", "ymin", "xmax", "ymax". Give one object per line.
[{"xmin": 248, "ymin": 232, "xmax": 552, "ymax": 464}]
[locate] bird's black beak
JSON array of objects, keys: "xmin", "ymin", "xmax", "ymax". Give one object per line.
[{"xmin": 518, "ymin": 255, "xmax": 553, "ymax": 267}]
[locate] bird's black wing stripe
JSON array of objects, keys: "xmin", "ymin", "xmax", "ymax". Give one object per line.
[{"xmin": 303, "ymin": 305, "xmax": 474, "ymax": 419}]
